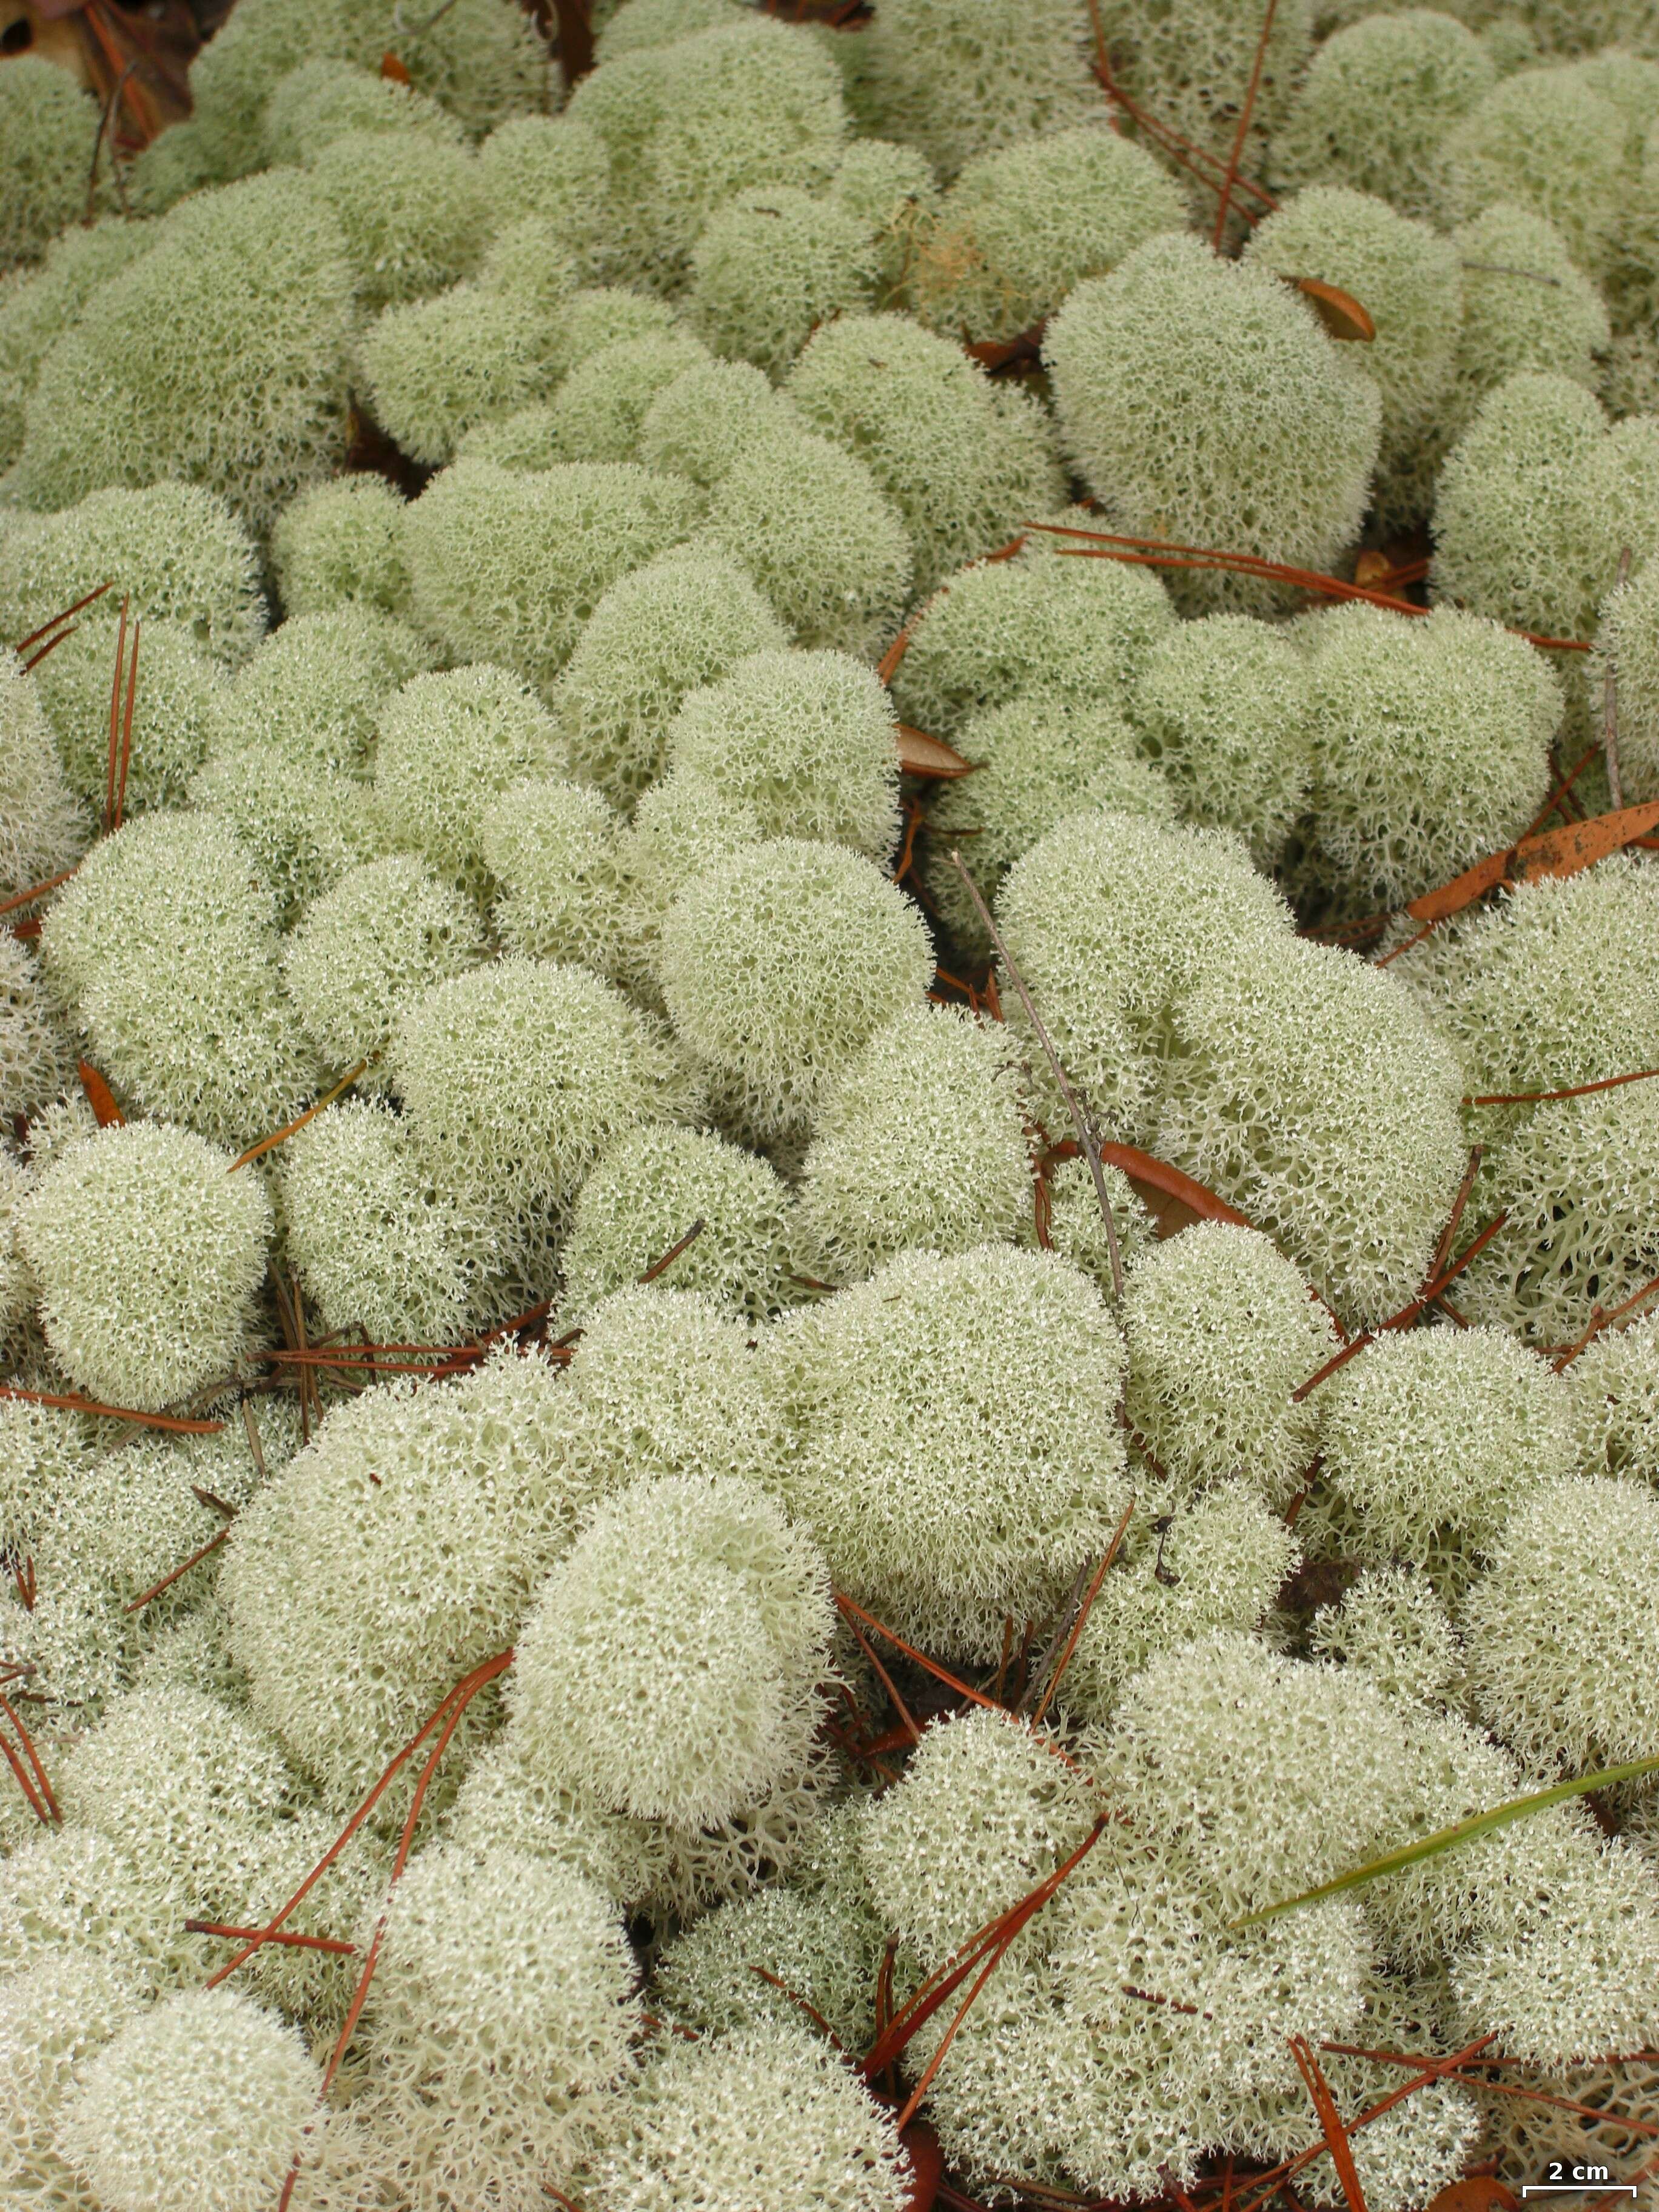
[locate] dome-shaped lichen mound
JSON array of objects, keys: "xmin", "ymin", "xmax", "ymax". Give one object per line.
[
  {"xmin": 223, "ymin": 1351, "xmax": 578, "ymax": 1811},
  {"xmin": 0, "ymin": 218, "xmax": 150, "ymax": 471},
  {"xmin": 665, "ymin": 648, "xmax": 902, "ymax": 862},
  {"xmin": 772, "ymin": 1243, "xmax": 1130, "ymax": 1659},
  {"xmin": 656, "ymin": 837, "xmax": 931, "ymax": 1145},
  {"xmin": 689, "ymin": 184, "xmax": 876, "ymax": 379},
  {"xmin": 1056, "ymin": 1487, "xmax": 1300, "ymax": 1724},
  {"xmin": 0, "ymin": 57, "xmax": 103, "ymax": 273},
  {"xmin": 1464, "ymin": 1474, "xmax": 1659, "ymax": 1774},
  {"xmin": 0, "ymin": 935, "xmax": 73, "ymax": 1123},
  {"xmin": 559, "ymin": 1122, "xmax": 797, "ymax": 1322},
  {"xmin": 512, "ymin": 1472, "xmax": 833, "ymax": 1831},
  {"xmin": 1131, "ymin": 612, "xmax": 1313, "ymax": 868},
  {"xmin": 1103, "ymin": 1630, "xmax": 1412, "ymax": 1919},
  {"xmin": 654, "ymin": 1868, "xmax": 886, "ymax": 2051},
  {"xmin": 1438, "ymin": 65, "xmax": 1627, "ymax": 276},
  {"xmin": 1090, "ymin": 0, "xmax": 1313, "ymax": 209},
  {"xmin": 260, "ymin": 55, "xmax": 467, "ymax": 166},
  {"xmin": 463, "ymin": 327, "xmax": 711, "ymax": 469},
  {"xmin": 1458, "ymin": 1079, "xmax": 1659, "ymax": 1346},
  {"xmin": 853, "ymin": 0, "xmax": 1096, "ymax": 180},
  {"xmin": 483, "ymin": 776, "xmax": 624, "ymax": 973},
  {"xmin": 307, "ymin": 128, "xmax": 488, "ymax": 315},
  {"xmin": 635, "ymin": 355, "xmax": 799, "ymax": 486},
  {"xmin": 18, "ymin": 1121, "xmax": 270, "ymax": 1413},
  {"xmin": 556, "ymin": 546, "xmax": 791, "ymax": 806},
  {"xmin": 1567, "ymin": 1309, "xmax": 1659, "ymax": 1484},
  {"xmin": 1320, "ymin": 1326, "xmax": 1576, "ymax": 1557},
  {"xmin": 0, "ymin": 648, "xmax": 89, "ymax": 903},
  {"xmin": 282, "ymin": 853, "xmax": 481, "ymax": 1078},
  {"xmin": 1044, "ymin": 233, "xmax": 1382, "ymax": 612},
  {"xmin": 1121, "ymin": 1222, "xmax": 1339, "ymax": 1507},
  {"xmin": 923, "ymin": 689, "xmax": 1175, "ymax": 952},
  {"xmin": 1299, "ymin": 602, "xmax": 1560, "ymax": 910},
  {"xmin": 701, "ymin": 415, "xmax": 914, "ymax": 659},
  {"xmin": 611, "ymin": 767, "xmax": 764, "ymax": 1002},
  {"xmin": 786, "ymin": 310, "xmax": 1062, "ymax": 597},
  {"xmin": 211, "ymin": 604, "xmax": 433, "ymax": 777},
  {"xmin": 552, "ymin": 1283, "xmax": 782, "ymax": 1500},
  {"xmin": 1430, "ymin": 373, "xmax": 1659, "ymax": 643},
  {"xmin": 591, "ymin": 2016, "xmax": 913, "ymax": 2212},
  {"xmin": 797, "ymin": 1003, "xmax": 1030, "ymax": 1285},
  {"xmin": 374, "ymin": 662, "xmax": 568, "ymax": 899},
  {"xmin": 189, "ymin": 745, "xmax": 383, "ymax": 927},
  {"xmin": 390, "ymin": 956, "xmax": 685, "ymax": 1249},
  {"xmin": 403, "ymin": 459, "xmax": 703, "ymax": 697},
  {"xmin": 863, "ymin": 1704, "xmax": 1096, "ymax": 1961},
  {"xmin": 566, "ymin": 16, "xmax": 849, "ymax": 287},
  {"xmin": 270, "ymin": 474, "xmax": 413, "ymax": 621},
  {"xmin": 991, "ymin": 808, "xmax": 1293, "ymax": 1145},
  {"xmin": 1270, "ymin": 10, "xmax": 1496, "ymax": 219},
  {"xmin": 911, "ymin": 122, "xmax": 1188, "ymax": 343},
  {"xmin": 891, "ymin": 528, "xmax": 1176, "ymax": 737},
  {"xmin": 13, "ymin": 171, "xmax": 356, "ymax": 537},
  {"xmin": 1449, "ymin": 203, "xmax": 1610, "ymax": 418},
  {"xmin": 350, "ymin": 1840, "xmax": 640, "ymax": 2211},
  {"xmin": 1404, "ymin": 858, "xmax": 1659, "ymax": 1106},
  {"xmin": 0, "ymin": 1950, "xmax": 146, "ymax": 2210},
  {"xmin": 1148, "ymin": 925, "xmax": 1464, "ymax": 1326},
  {"xmin": 0, "ymin": 481, "xmax": 267, "ymax": 671},
  {"xmin": 34, "ymin": 617, "xmax": 224, "ymax": 819},
  {"xmin": 1242, "ymin": 186, "xmax": 1463, "ymax": 526},
  {"xmin": 277, "ymin": 1096, "xmax": 487, "ymax": 1351},
  {"xmin": 1595, "ymin": 552, "xmax": 1659, "ymax": 799},
  {"xmin": 39, "ymin": 810, "xmax": 318, "ymax": 1149},
  {"xmin": 56, "ymin": 1988, "xmax": 320, "ymax": 2212}
]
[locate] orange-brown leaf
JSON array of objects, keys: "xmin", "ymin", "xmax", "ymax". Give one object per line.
[
  {"xmin": 896, "ymin": 725, "xmax": 974, "ymax": 778},
  {"xmin": 1288, "ymin": 276, "xmax": 1376, "ymax": 341},
  {"xmin": 77, "ymin": 1060, "xmax": 124, "ymax": 1127},
  {"xmin": 1510, "ymin": 798, "xmax": 1659, "ymax": 886},
  {"xmin": 380, "ymin": 50, "xmax": 411, "ymax": 82},
  {"xmin": 1424, "ymin": 2181, "xmax": 1520, "ymax": 2212},
  {"xmin": 1097, "ymin": 1142, "xmax": 1254, "ymax": 1236}
]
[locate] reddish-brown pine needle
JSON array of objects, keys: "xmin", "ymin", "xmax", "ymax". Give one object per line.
[{"xmin": 1214, "ymin": 0, "xmax": 1281, "ymax": 250}]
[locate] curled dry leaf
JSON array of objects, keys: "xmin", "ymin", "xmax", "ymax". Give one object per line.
[
  {"xmin": 1406, "ymin": 799, "xmax": 1659, "ymax": 927},
  {"xmin": 76, "ymin": 1059, "xmax": 125, "ymax": 1127},
  {"xmin": 380, "ymin": 51, "xmax": 412, "ymax": 84},
  {"xmin": 1095, "ymin": 1139, "xmax": 1254, "ymax": 1237},
  {"xmin": 896, "ymin": 724, "xmax": 974, "ymax": 778},
  {"xmin": 1279, "ymin": 275, "xmax": 1376, "ymax": 343}
]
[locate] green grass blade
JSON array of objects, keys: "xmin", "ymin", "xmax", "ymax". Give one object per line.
[{"xmin": 1234, "ymin": 1750, "xmax": 1659, "ymax": 1928}]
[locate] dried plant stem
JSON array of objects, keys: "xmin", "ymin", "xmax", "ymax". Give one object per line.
[
  {"xmin": 1025, "ymin": 1497, "xmax": 1136, "ymax": 1724},
  {"xmin": 1467, "ymin": 1067, "xmax": 1659, "ymax": 1107},
  {"xmin": 1214, "ymin": 0, "xmax": 1281, "ymax": 251},
  {"xmin": 187, "ymin": 1920, "xmax": 355, "ymax": 1956},
  {"xmin": 0, "ymin": 866, "xmax": 79, "ymax": 919},
  {"xmin": 1551, "ymin": 1270, "xmax": 1659, "ymax": 1372},
  {"xmin": 1025, "ymin": 524, "xmax": 1590, "ymax": 652},
  {"xmin": 0, "ymin": 1383, "xmax": 222, "ymax": 1433},
  {"xmin": 1289, "ymin": 2037, "xmax": 1370, "ymax": 2212},
  {"xmin": 637, "ymin": 1218, "xmax": 705, "ymax": 1284},
  {"xmin": 948, "ymin": 850, "xmax": 1124, "ymax": 1302},
  {"xmin": 13, "ymin": 580, "xmax": 113, "ymax": 657},
  {"xmin": 1292, "ymin": 1212, "xmax": 1509, "ymax": 1402},
  {"xmin": 123, "ymin": 1525, "xmax": 230, "ymax": 1613},
  {"xmin": 0, "ymin": 1691, "xmax": 59, "ymax": 1823},
  {"xmin": 102, "ymin": 597, "xmax": 129, "ymax": 836},
  {"xmin": 229, "ymin": 1061, "xmax": 372, "ymax": 1172}
]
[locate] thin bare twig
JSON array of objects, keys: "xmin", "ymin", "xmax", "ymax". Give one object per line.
[
  {"xmin": 1214, "ymin": 0, "xmax": 1280, "ymax": 250},
  {"xmin": 1025, "ymin": 1496, "xmax": 1136, "ymax": 1725}
]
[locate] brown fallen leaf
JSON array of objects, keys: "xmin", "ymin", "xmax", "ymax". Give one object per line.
[
  {"xmin": 1097, "ymin": 1141, "xmax": 1255, "ymax": 1237},
  {"xmin": 896, "ymin": 725, "xmax": 974, "ymax": 778},
  {"xmin": 1405, "ymin": 799, "xmax": 1659, "ymax": 926},
  {"xmin": 1424, "ymin": 2180, "xmax": 1521, "ymax": 2212},
  {"xmin": 76, "ymin": 1060, "xmax": 124, "ymax": 1128},
  {"xmin": 1283, "ymin": 275, "xmax": 1376, "ymax": 342},
  {"xmin": 380, "ymin": 50, "xmax": 411, "ymax": 82}
]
